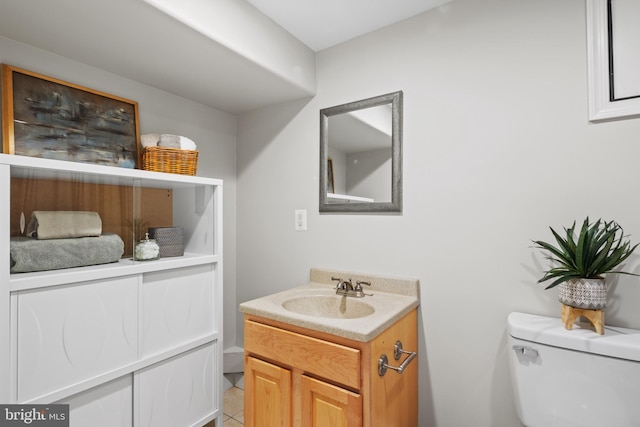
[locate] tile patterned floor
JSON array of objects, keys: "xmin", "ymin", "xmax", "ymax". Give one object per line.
[{"xmin": 223, "ymin": 387, "xmax": 244, "ymax": 426}]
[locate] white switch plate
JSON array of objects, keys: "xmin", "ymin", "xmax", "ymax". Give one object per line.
[{"xmin": 294, "ymin": 209, "xmax": 307, "ymax": 231}]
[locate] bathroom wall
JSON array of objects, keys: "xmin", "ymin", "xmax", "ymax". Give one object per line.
[
  {"xmin": 0, "ymin": 36, "xmax": 240, "ymax": 348},
  {"xmin": 236, "ymin": 0, "xmax": 640, "ymax": 426}
]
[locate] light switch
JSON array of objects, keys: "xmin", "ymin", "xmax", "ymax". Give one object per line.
[{"xmin": 294, "ymin": 209, "xmax": 307, "ymax": 231}]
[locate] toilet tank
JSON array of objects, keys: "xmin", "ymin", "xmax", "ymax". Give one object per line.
[{"xmin": 507, "ymin": 312, "xmax": 640, "ymax": 427}]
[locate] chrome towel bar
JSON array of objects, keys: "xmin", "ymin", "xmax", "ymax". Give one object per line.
[{"xmin": 378, "ymin": 340, "xmax": 417, "ymax": 376}]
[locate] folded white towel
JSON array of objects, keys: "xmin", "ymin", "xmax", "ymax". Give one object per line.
[
  {"xmin": 140, "ymin": 133, "xmax": 160, "ymax": 148},
  {"xmin": 178, "ymin": 135, "xmax": 197, "ymax": 150},
  {"xmin": 140, "ymin": 133, "xmax": 197, "ymax": 150},
  {"xmin": 27, "ymin": 211, "xmax": 103, "ymax": 240}
]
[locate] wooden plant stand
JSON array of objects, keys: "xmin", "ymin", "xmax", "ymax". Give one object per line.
[{"xmin": 561, "ymin": 303, "xmax": 604, "ymax": 335}]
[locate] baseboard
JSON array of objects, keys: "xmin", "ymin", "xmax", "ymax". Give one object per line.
[{"xmin": 223, "ymin": 346, "xmax": 244, "ymax": 374}]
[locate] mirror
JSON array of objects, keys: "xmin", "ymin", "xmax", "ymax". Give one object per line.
[{"xmin": 319, "ymin": 91, "xmax": 403, "ymax": 213}]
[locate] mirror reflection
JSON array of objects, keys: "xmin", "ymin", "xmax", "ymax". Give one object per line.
[{"xmin": 319, "ymin": 91, "xmax": 402, "ymax": 213}]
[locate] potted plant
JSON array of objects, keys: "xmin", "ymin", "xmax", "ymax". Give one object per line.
[{"xmin": 533, "ymin": 217, "xmax": 639, "ymax": 310}]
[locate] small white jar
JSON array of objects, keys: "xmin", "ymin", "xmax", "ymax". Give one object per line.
[{"xmin": 134, "ymin": 232, "xmax": 160, "ymax": 261}]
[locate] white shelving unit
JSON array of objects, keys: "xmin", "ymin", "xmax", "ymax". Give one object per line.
[{"xmin": 0, "ymin": 153, "xmax": 223, "ymax": 427}]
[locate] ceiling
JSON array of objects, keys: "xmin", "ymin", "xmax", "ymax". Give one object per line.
[
  {"xmin": 247, "ymin": 0, "xmax": 453, "ymax": 51},
  {"xmin": 0, "ymin": 0, "xmax": 451, "ymax": 114}
]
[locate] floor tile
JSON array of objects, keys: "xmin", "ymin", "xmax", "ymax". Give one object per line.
[
  {"xmin": 224, "ymin": 418, "xmax": 244, "ymax": 427},
  {"xmin": 223, "ymin": 386, "xmax": 244, "ymax": 424}
]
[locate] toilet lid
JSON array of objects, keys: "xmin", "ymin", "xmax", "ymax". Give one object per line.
[{"xmin": 507, "ymin": 312, "xmax": 640, "ymax": 362}]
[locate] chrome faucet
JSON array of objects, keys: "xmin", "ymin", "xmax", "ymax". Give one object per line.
[{"xmin": 331, "ymin": 277, "xmax": 371, "ymax": 298}]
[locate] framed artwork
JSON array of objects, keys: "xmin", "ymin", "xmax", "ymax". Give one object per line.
[
  {"xmin": 587, "ymin": 0, "xmax": 640, "ymax": 121},
  {"xmin": 327, "ymin": 157, "xmax": 335, "ymax": 194},
  {"xmin": 1, "ymin": 64, "xmax": 140, "ymax": 168}
]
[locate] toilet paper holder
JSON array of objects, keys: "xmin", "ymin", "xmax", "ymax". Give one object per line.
[{"xmin": 378, "ymin": 340, "xmax": 417, "ymax": 376}]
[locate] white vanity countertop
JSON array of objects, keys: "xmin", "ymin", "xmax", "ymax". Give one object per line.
[{"xmin": 239, "ymin": 268, "xmax": 420, "ymax": 342}]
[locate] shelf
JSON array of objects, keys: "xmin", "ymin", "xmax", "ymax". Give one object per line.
[
  {"xmin": 4, "ymin": 154, "xmax": 220, "ymax": 275},
  {"xmin": 0, "ymin": 153, "xmax": 222, "ymax": 190},
  {"xmin": 10, "ymin": 253, "xmax": 218, "ymax": 292}
]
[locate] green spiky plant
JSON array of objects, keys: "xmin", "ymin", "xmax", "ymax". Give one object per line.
[{"xmin": 533, "ymin": 218, "xmax": 639, "ymax": 289}]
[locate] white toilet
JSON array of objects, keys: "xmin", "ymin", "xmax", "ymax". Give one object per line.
[{"xmin": 507, "ymin": 312, "xmax": 640, "ymax": 427}]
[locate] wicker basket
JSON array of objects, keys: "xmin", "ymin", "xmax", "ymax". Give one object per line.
[{"xmin": 142, "ymin": 146, "xmax": 198, "ymax": 175}]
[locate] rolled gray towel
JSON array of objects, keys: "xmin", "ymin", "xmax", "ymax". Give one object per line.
[
  {"xmin": 10, "ymin": 233, "xmax": 125, "ymax": 273},
  {"xmin": 26, "ymin": 211, "xmax": 102, "ymax": 239},
  {"xmin": 158, "ymin": 134, "xmax": 181, "ymax": 148}
]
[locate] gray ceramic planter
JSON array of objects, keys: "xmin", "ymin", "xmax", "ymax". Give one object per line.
[{"xmin": 558, "ymin": 278, "xmax": 607, "ymax": 310}]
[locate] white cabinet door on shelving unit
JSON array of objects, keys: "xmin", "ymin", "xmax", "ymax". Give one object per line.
[
  {"xmin": 60, "ymin": 375, "xmax": 133, "ymax": 427},
  {"xmin": 141, "ymin": 264, "xmax": 216, "ymax": 356},
  {"xmin": 15, "ymin": 276, "xmax": 138, "ymax": 402},
  {"xmin": 136, "ymin": 343, "xmax": 217, "ymax": 427}
]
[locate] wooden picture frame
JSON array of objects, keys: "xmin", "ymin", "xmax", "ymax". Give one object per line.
[{"xmin": 2, "ymin": 64, "xmax": 140, "ymax": 168}]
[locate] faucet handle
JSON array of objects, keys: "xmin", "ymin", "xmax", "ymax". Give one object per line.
[
  {"xmin": 353, "ymin": 280, "xmax": 372, "ymax": 297},
  {"xmin": 354, "ymin": 280, "xmax": 371, "ymax": 291},
  {"xmin": 331, "ymin": 276, "xmax": 344, "ymax": 289}
]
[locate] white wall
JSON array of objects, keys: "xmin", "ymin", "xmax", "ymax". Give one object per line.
[
  {"xmin": 0, "ymin": 36, "xmax": 240, "ymax": 349},
  {"xmin": 236, "ymin": 0, "xmax": 640, "ymax": 426}
]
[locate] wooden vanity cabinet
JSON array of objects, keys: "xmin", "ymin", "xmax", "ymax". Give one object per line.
[{"xmin": 244, "ymin": 309, "xmax": 418, "ymax": 427}]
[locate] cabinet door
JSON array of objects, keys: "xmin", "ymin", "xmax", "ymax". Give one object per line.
[
  {"xmin": 136, "ymin": 343, "xmax": 217, "ymax": 427},
  {"xmin": 60, "ymin": 375, "xmax": 132, "ymax": 427},
  {"xmin": 245, "ymin": 356, "xmax": 291, "ymax": 427},
  {"xmin": 16, "ymin": 276, "xmax": 138, "ymax": 401},
  {"xmin": 301, "ymin": 375, "xmax": 361, "ymax": 427},
  {"xmin": 141, "ymin": 265, "xmax": 215, "ymax": 356}
]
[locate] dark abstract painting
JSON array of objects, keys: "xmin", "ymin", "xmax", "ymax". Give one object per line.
[{"xmin": 2, "ymin": 65, "xmax": 139, "ymax": 168}]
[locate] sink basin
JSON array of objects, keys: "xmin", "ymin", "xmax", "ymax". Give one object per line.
[
  {"xmin": 239, "ymin": 278, "xmax": 420, "ymax": 341},
  {"xmin": 282, "ymin": 295, "xmax": 375, "ymax": 319}
]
